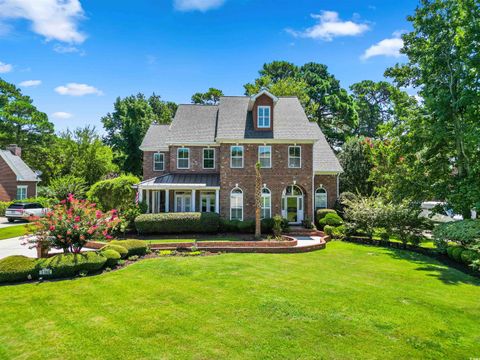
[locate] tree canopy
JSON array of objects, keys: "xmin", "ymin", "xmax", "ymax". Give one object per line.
[{"xmin": 191, "ymin": 88, "xmax": 224, "ymax": 105}]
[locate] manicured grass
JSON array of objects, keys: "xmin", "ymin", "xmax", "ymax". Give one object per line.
[
  {"xmin": 0, "ymin": 242, "xmax": 479, "ymax": 359},
  {"xmin": 146, "ymin": 236, "xmax": 244, "ymax": 244},
  {"xmin": 0, "ymin": 224, "xmax": 29, "ymax": 240}
]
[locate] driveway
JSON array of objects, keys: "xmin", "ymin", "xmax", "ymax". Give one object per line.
[{"xmin": 0, "ymin": 217, "xmax": 27, "ymax": 229}]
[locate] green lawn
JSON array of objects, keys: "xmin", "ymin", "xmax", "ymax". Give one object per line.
[
  {"xmin": 1, "ymin": 242, "xmax": 479, "ymax": 359},
  {"xmin": 0, "ymin": 224, "xmax": 29, "ymax": 240},
  {"xmin": 145, "ymin": 236, "xmax": 244, "ymax": 244}
]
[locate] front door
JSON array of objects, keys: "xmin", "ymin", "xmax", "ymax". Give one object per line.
[
  {"xmin": 175, "ymin": 192, "xmax": 192, "ymax": 212},
  {"xmin": 286, "ymin": 196, "xmax": 304, "ymax": 224}
]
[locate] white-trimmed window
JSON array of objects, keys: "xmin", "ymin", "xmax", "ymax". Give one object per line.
[
  {"xmin": 288, "ymin": 146, "xmax": 301, "ymax": 168},
  {"xmin": 257, "ymin": 106, "xmax": 271, "ymax": 128},
  {"xmin": 261, "ymin": 187, "xmax": 271, "ymax": 219},
  {"xmin": 315, "ymin": 187, "xmax": 328, "ymax": 209},
  {"xmin": 230, "ymin": 188, "xmax": 243, "ymax": 221},
  {"xmin": 258, "ymin": 146, "xmax": 272, "ymax": 168},
  {"xmin": 230, "ymin": 146, "xmax": 244, "ymax": 168},
  {"xmin": 203, "ymin": 148, "xmax": 215, "ymax": 169},
  {"xmin": 16, "ymin": 185, "xmax": 27, "ymax": 200},
  {"xmin": 177, "ymin": 148, "xmax": 190, "ymax": 169},
  {"xmin": 153, "ymin": 153, "xmax": 164, "ymax": 171}
]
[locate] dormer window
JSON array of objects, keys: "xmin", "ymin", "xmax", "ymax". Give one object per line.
[{"xmin": 257, "ymin": 106, "xmax": 271, "ymax": 128}]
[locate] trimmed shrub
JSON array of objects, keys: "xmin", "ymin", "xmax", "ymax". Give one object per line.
[
  {"xmin": 324, "ymin": 225, "xmax": 334, "ymax": 236},
  {"xmin": 460, "ymin": 249, "xmax": 479, "ymax": 264},
  {"xmin": 109, "ymin": 240, "xmax": 148, "ymax": 256},
  {"xmin": 433, "ymin": 220, "xmax": 480, "ymax": 251},
  {"xmin": 332, "ymin": 225, "xmax": 346, "ymax": 239},
  {"xmin": 37, "ymin": 252, "xmax": 107, "ymax": 278},
  {"xmin": 446, "ymin": 245, "xmax": 458, "ymax": 258},
  {"xmin": 100, "ymin": 249, "xmax": 121, "ymax": 267},
  {"xmin": 451, "ymin": 247, "xmax": 464, "ymax": 263},
  {"xmin": 319, "ymin": 213, "xmax": 344, "ymax": 228},
  {"xmin": 101, "ymin": 244, "xmax": 128, "ymax": 259},
  {"xmin": 87, "ymin": 175, "xmax": 140, "ymax": 212},
  {"xmin": 0, "ymin": 256, "xmax": 38, "ymax": 283},
  {"xmin": 135, "ymin": 212, "xmax": 220, "ymax": 234},
  {"xmin": 316, "ymin": 209, "xmax": 337, "ymax": 226}
]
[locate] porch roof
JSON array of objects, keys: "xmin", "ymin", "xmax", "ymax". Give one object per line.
[{"xmin": 139, "ymin": 173, "xmax": 220, "ymax": 188}]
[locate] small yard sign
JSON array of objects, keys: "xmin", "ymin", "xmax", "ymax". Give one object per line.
[{"xmin": 39, "ymin": 268, "xmax": 52, "ymax": 276}]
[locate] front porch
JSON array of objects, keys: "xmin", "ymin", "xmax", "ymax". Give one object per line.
[{"xmin": 137, "ymin": 173, "xmax": 220, "ymax": 214}]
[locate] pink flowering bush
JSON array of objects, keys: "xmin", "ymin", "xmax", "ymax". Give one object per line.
[{"xmin": 28, "ymin": 194, "xmax": 121, "ymax": 254}]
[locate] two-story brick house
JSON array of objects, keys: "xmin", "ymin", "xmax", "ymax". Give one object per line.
[{"xmin": 137, "ymin": 90, "xmax": 342, "ymax": 224}]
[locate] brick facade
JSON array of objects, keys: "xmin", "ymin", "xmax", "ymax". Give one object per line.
[
  {"xmin": 0, "ymin": 157, "xmax": 36, "ymax": 201},
  {"xmin": 219, "ymin": 143, "xmax": 314, "ymax": 220},
  {"xmin": 143, "ymin": 151, "xmax": 170, "ymax": 180},
  {"xmin": 252, "ymin": 93, "xmax": 274, "ymax": 131},
  {"xmin": 314, "ymin": 174, "xmax": 338, "ymax": 209}
]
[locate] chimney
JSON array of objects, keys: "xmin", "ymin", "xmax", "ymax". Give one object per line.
[{"xmin": 6, "ymin": 144, "xmax": 21, "ymax": 158}]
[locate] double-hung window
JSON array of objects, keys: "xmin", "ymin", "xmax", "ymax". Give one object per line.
[
  {"xmin": 230, "ymin": 188, "xmax": 243, "ymax": 221},
  {"xmin": 203, "ymin": 148, "xmax": 215, "ymax": 169},
  {"xmin": 16, "ymin": 186, "xmax": 27, "ymax": 200},
  {"xmin": 230, "ymin": 146, "xmax": 244, "ymax": 168},
  {"xmin": 315, "ymin": 188, "xmax": 328, "ymax": 209},
  {"xmin": 257, "ymin": 106, "xmax": 271, "ymax": 128},
  {"xmin": 261, "ymin": 188, "xmax": 271, "ymax": 219},
  {"xmin": 288, "ymin": 146, "xmax": 301, "ymax": 168},
  {"xmin": 258, "ymin": 145, "xmax": 272, "ymax": 168},
  {"xmin": 153, "ymin": 153, "xmax": 164, "ymax": 171},
  {"xmin": 177, "ymin": 148, "xmax": 190, "ymax": 169}
]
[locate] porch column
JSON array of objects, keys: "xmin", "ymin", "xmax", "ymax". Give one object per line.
[
  {"xmin": 165, "ymin": 189, "xmax": 170, "ymax": 212},
  {"xmin": 191, "ymin": 189, "xmax": 196, "ymax": 212},
  {"xmin": 146, "ymin": 189, "xmax": 150, "ymax": 213},
  {"xmin": 138, "ymin": 188, "xmax": 143, "ymax": 203},
  {"xmin": 215, "ymin": 189, "xmax": 220, "ymax": 214}
]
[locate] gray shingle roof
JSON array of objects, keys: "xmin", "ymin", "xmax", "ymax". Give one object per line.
[
  {"xmin": 166, "ymin": 104, "xmax": 218, "ymax": 144},
  {"xmin": 313, "ymin": 131, "xmax": 343, "ymax": 173},
  {"xmin": 140, "ymin": 124, "xmax": 170, "ymax": 151},
  {"xmin": 0, "ymin": 150, "xmax": 39, "ymax": 181}
]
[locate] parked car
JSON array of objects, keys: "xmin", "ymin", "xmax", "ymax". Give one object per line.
[
  {"xmin": 420, "ymin": 201, "xmax": 477, "ymax": 222},
  {"xmin": 5, "ymin": 202, "xmax": 49, "ymax": 223}
]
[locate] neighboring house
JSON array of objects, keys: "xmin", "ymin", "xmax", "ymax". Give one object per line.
[
  {"xmin": 137, "ymin": 90, "xmax": 342, "ymax": 225},
  {"xmin": 0, "ymin": 145, "xmax": 40, "ymax": 202}
]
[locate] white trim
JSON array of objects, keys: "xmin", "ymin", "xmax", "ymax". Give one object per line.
[
  {"xmin": 217, "ymin": 139, "xmax": 315, "ymax": 144},
  {"xmin": 261, "ymin": 187, "xmax": 272, "ymax": 219},
  {"xmin": 288, "ymin": 145, "xmax": 301, "ymax": 168},
  {"xmin": 202, "ymin": 148, "xmax": 215, "ymax": 169},
  {"xmin": 153, "ymin": 152, "xmax": 165, "ymax": 171},
  {"xmin": 177, "ymin": 147, "xmax": 190, "ymax": 169},
  {"xmin": 230, "ymin": 145, "xmax": 244, "ymax": 168},
  {"xmin": 257, "ymin": 106, "xmax": 271, "ymax": 128},
  {"xmin": 251, "ymin": 90, "xmax": 279, "ymax": 102},
  {"xmin": 166, "ymin": 142, "xmax": 219, "ymax": 147},
  {"xmin": 230, "ymin": 187, "xmax": 243, "ymax": 221},
  {"xmin": 215, "ymin": 189, "xmax": 220, "ymax": 213},
  {"xmin": 258, "ymin": 145, "xmax": 272, "ymax": 168},
  {"xmin": 140, "ymin": 146, "xmax": 169, "ymax": 152},
  {"xmin": 314, "ymin": 171, "xmax": 343, "ymax": 175}
]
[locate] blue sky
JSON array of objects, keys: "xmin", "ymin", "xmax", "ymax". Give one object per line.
[{"xmin": 0, "ymin": 0, "xmax": 419, "ymax": 132}]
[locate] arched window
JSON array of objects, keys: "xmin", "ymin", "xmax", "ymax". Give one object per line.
[
  {"xmin": 315, "ymin": 187, "xmax": 328, "ymax": 209},
  {"xmin": 261, "ymin": 187, "xmax": 271, "ymax": 219},
  {"xmin": 284, "ymin": 185, "xmax": 303, "ymax": 196},
  {"xmin": 230, "ymin": 188, "xmax": 243, "ymax": 221}
]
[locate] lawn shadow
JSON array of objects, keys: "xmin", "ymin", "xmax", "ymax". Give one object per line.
[{"xmin": 382, "ymin": 247, "xmax": 480, "ymax": 287}]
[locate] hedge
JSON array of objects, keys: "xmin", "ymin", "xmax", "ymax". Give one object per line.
[
  {"xmin": 219, "ymin": 218, "xmax": 289, "ymax": 234},
  {"xmin": 451, "ymin": 247, "xmax": 464, "ymax": 263},
  {"xmin": 109, "ymin": 240, "xmax": 148, "ymax": 256},
  {"xmin": 101, "ymin": 244, "xmax": 128, "ymax": 259},
  {"xmin": 0, "ymin": 255, "xmax": 38, "ymax": 283},
  {"xmin": 37, "ymin": 252, "xmax": 106, "ymax": 278},
  {"xmin": 100, "ymin": 249, "xmax": 121, "ymax": 267},
  {"xmin": 135, "ymin": 212, "xmax": 220, "ymax": 234}
]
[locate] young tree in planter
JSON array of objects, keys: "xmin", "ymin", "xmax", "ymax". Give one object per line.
[{"xmin": 255, "ymin": 162, "xmax": 262, "ymax": 239}]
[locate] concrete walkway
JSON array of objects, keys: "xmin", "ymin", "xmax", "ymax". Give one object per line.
[{"xmin": 295, "ymin": 236, "xmax": 323, "ymax": 247}]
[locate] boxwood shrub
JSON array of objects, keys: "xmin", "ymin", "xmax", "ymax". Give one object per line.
[
  {"xmin": 451, "ymin": 247, "xmax": 464, "ymax": 263},
  {"xmin": 135, "ymin": 212, "xmax": 220, "ymax": 234},
  {"xmin": 100, "ymin": 249, "xmax": 121, "ymax": 267},
  {"xmin": 319, "ymin": 213, "xmax": 344, "ymax": 229},
  {"xmin": 37, "ymin": 252, "xmax": 107, "ymax": 278},
  {"xmin": 316, "ymin": 209, "xmax": 337, "ymax": 226},
  {"xmin": 0, "ymin": 255, "xmax": 38, "ymax": 283},
  {"xmin": 101, "ymin": 244, "xmax": 128, "ymax": 258},
  {"xmin": 109, "ymin": 240, "xmax": 148, "ymax": 256}
]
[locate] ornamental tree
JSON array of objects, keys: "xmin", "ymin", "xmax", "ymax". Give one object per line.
[{"xmin": 28, "ymin": 194, "xmax": 121, "ymax": 254}]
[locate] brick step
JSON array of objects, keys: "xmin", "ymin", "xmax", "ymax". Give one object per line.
[{"xmin": 286, "ymin": 227, "xmax": 324, "ymax": 237}]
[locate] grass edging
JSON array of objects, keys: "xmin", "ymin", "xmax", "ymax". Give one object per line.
[{"xmin": 343, "ymin": 236, "xmax": 479, "ymax": 278}]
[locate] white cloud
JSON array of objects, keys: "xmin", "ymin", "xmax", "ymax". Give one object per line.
[
  {"xmin": 287, "ymin": 11, "xmax": 369, "ymax": 41},
  {"xmin": 52, "ymin": 111, "xmax": 73, "ymax": 119},
  {"xmin": 54, "ymin": 83, "xmax": 103, "ymax": 96},
  {"xmin": 174, "ymin": 0, "xmax": 224, "ymax": 12},
  {"xmin": 361, "ymin": 32, "xmax": 404, "ymax": 60},
  {"xmin": 0, "ymin": 0, "xmax": 86, "ymax": 43},
  {"xmin": 0, "ymin": 61, "xmax": 12, "ymax": 73},
  {"xmin": 19, "ymin": 79, "xmax": 41, "ymax": 87},
  {"xmin": 53, "ymin": 44, "xmax": 84, "ymax": 54}
]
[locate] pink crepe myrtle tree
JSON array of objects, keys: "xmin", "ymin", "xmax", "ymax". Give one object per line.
[{"xmin": 26, "ymin": 194, "xmax": 121, "ymax": 254}]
